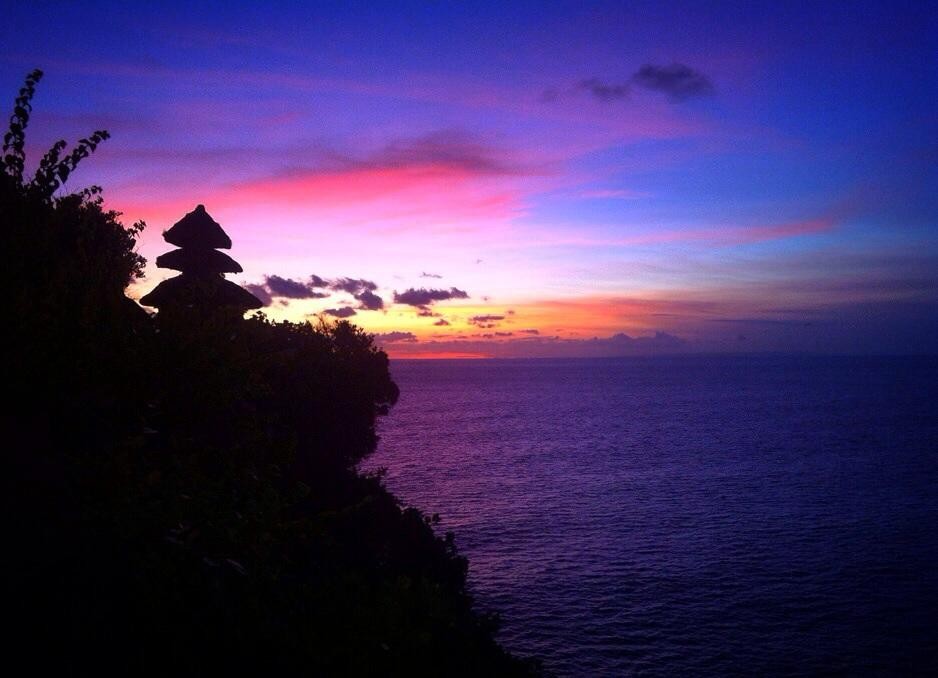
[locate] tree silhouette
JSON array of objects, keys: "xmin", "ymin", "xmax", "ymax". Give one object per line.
[{"xmin": 2, "ymin": 70, "xmax": 540, "ymax": 676}]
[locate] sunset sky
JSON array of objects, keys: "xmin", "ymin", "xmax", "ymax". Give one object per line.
[{"xmin": 4, "ymin": 1, "xmax": 936, "ymax": 357}]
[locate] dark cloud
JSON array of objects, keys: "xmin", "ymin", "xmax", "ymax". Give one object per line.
[
  {"xmin": 330, "ymin": 277, "xmax": 377, "ymax": 295},
  {"xmin": 579, "ymin": 78, "xmax": 631, "ymax": 101},
  {"xmin": 355, "ymin": 289, "xmax": 384, "ymax": 311},
  {"xmin": 520, "ymin": 329, "xmax": 540, "ymax": 335},
  {"xmin": 469, "ymin": 314, "xmax": 505, "ymax": 325},
  {"xmin": 372, "ymin": 130, "xmax": 519, "ymax": 175},
  {"xmin": 374, "ymin": 331, "xmax": 418, "ymax": 344},
  {"xmin": 242, "ymin": 283, "xmax": 272, "ymax": 307},
  {"xmin": 264, "ymin": 275, "xmax": 329, "ymax": 299},
  {"xmin": 632, "ymin": 63, "xmax": 714, "ymax": 101},
  {"xmin": 279, "ymin": 129, "xmax": 530, "ymax": 180},
  {"xmin": 566, "ymin": 63, "xmax": 712, "ymax": 105},
  {"xmin": 434, "ymin": 319, "xmax": 451, "ymax": 326},
  {"xmin": 265, "ymin": 275, "xmax": 315, "ymax": 298},
  {"xmin": 255, "ymin": 273, "xmax": 383, "ymax": 308},
  {"xmin": 495, "ymin": 332, "xmax": 513, "ymax": 337},
  {"xmin": 324, "ymin": 307, "xmax": 357, "ymax": 318},
  {"xmin": 393, "ymin": 287, "xmax": 469, "ymax": 307},
  {"xmin": 420, "ymin": 272, "xmax": 443, "ymax": 279}
]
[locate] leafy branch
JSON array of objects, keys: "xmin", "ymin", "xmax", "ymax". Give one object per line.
[
  {"xmin": 2, "ymin": 69, "xmax": 111, "ymax": 197},
  {"xmin": 2, "ymin": 68, "xmax": 42, "ymax": 182}
]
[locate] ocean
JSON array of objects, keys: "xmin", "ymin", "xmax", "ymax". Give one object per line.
[{"xmin": 362, "ymin": 355, "xmax": 938, "ymax": 676}]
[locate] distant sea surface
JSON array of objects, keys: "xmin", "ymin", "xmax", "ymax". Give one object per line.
[{"xmin": 362, "ymin": 356, "xmax": 938, "ymax": 676}]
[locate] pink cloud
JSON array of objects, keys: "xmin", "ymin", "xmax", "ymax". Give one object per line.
[{"xmin": 542, "ymin": 214, "xmax": 841, "ymax": 249}]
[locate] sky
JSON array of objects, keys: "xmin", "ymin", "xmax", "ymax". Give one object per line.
[{"xmin": 3, "ymin": 1, "xmax": 937, "ymax": 357}]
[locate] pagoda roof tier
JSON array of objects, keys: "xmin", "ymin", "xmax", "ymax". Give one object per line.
[
  {"xmin": 163, "ymin": 204, "xmax": 232, "ymax": 249},
  {"xmin": 156, "ymin": 247, "xmax": 244, "ymax": 274},
  {"xmin": 139, "ymin": 275, "xmax": 263, "ymax": 311}
]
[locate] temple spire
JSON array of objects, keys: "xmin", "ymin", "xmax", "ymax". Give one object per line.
[{"xmin": 139, "ymin": 205, "xmax": 262, "ymax": 314}]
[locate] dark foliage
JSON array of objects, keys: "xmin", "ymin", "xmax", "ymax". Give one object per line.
[{"xmin": 2, "ymin": 71, "xmax": 539, "ymax": 676}]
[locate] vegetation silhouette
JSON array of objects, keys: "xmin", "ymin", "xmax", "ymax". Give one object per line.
[{"xmin": 3, "ymin": 70, "xmax": 540, "ymax": 676}]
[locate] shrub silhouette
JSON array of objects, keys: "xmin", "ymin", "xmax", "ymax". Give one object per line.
[{"xmin": 2, "ymin": 70, "xmax": 539, "ymax": 676}]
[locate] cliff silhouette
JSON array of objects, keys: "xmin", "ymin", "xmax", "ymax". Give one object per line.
[{"xmin": 2, "ymin": 70, "xmax": 540, "ymax": 676}]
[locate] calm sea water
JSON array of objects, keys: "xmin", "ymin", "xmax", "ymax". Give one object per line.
[{"xmin": 362, "ymin": 356, "xmax": 938, "ymax": 676}]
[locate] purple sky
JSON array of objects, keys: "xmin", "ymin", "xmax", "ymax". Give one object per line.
[{"xmin": 4, "ymin": 1, "xmax": 936, "ymax": 356}]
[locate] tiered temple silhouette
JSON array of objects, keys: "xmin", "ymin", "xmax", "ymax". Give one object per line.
[{"xmin": 140, "ymin": 205, "xmax": 262, "ymax": 314}]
